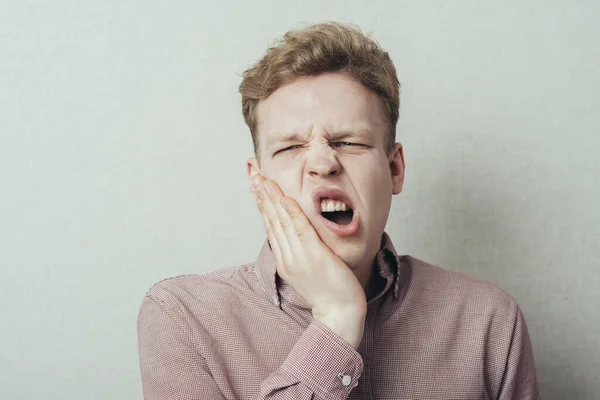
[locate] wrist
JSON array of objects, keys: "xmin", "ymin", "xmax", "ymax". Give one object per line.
[{"xmin": 313, "ymin": 307, "xmax": 366, "ymax": 349}]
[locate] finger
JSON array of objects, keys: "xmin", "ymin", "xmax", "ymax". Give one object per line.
[
  {"xmin": 256, "ymin": 195, "xmax": 286, "ymax": 270},
  {"xmin": 263, "ymin": 179, "xmax": 320, "ymax": 252},
  {"xmin": 252, "ymin": 175, "xmax": 281, "ymax": 258},
  {"xmin": 263, "ymin": 180, "xmax": 296, "ymax": 263},
  {"xmin": 256, "ymin": 179, "xmax": 291, "ymax": 271},
  {"xmin": 279, "ymin": 195, "xmax": 320, "ymax": 244},
  {"xmin": 261, "ymin": 181, "xmax": 292, "ymax": 260},
  {"xmin": 263, "ymin": 180, "xmax": 291, "ymax": 230},
  {"xmin": 250, "ymin": 174, "xmax": 266, "ymax": 204},
  {"xmin": 263, "ymin": 180, "xmax": 310, "ymax": 248}
]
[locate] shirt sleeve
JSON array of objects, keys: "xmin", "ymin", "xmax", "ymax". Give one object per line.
[
  {"xmin": 497, "ymin": 306, "xmax": 541, "ymax": 400},
  {"xmin": 137, "ymin": 295, "xmax": 226, "ymax": 400},
  {"xmin": 275, "ymin": 318, "xmax": 364, "ymax": 398},
  {"xmin": 137, "ymin": 294, "xmax": 363, "ymax": 400}
]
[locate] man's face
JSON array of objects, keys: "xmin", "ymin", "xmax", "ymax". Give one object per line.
[{"xmin": 247, "ymin": 72, "xmax": 404, "ymax": 275}]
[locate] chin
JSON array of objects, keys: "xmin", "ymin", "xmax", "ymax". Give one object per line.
[
  {"xmin": 309, "ymin": 212, "xmax": 375, "ymax": 262},
  {"xmin": 323, "ymin": 234, "xmax": 368, "ymax": 267}
]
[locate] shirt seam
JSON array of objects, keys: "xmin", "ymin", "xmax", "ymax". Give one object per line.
[
  {"xmin": 495, "ymin": 300, "xmax": 520, "ymax": 399},
  {"xmin": 144, "ymin": 291, "xmax": 214, "ymax": 378}
]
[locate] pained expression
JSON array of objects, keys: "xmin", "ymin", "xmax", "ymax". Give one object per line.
[{"xmin": 247, "ymin": 72, "xmax": 404, "ymax": 276}]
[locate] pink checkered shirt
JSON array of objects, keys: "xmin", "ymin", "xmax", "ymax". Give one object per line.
[{"xmin": 137, "ymin": 232, "xmax": 540, "ymax": 399}]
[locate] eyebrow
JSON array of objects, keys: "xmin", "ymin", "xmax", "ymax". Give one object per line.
[{"xmin": 266, "ymin": 129, "xmax": 372, "ymax": 149}]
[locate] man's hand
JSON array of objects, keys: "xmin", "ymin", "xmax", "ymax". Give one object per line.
[{"xmin": 251, "ymin": 174, "xmax": 367, "ymax": 349}]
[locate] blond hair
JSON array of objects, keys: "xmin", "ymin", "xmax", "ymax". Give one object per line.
[{"xmin": 239, "ymin": 22, "xmax": 400, "ymax": 160}]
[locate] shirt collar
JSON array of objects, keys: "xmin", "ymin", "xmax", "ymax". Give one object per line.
[{"xmin": 254, "ymin": 231, "xmax": 402, "ymax": 308}]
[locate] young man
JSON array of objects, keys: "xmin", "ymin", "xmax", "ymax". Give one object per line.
[{"xmin": 137, "ymin": 22, "xmax": 540, "ymax": 399}]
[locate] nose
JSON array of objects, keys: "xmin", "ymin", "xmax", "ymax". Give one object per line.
[{"xmin": 306, "ymin": 144, "xmax": 341, "ymax": 178}]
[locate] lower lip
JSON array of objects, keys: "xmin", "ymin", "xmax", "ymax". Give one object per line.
[{"xmin": 319, "ymin": 211, "xmax": 360, "ymax": 237}]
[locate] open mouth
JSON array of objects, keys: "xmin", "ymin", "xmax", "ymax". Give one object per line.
[
  {"xmin": 320, "ymin": 198, "xmax": 354, "ymax": 226},
  {"xmin": 314, "ymin": 191, "xmax": 360, "ymax": 237},
  {"xmin": 321, "ymin": 209, "xmax": 354, "ymax": 225}
]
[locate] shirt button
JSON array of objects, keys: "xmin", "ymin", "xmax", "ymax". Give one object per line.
[{"xmin": 341, "ymin": 375, "xmax": 352, "ymax": 386}]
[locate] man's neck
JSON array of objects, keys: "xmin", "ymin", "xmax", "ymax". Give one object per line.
[{"xmin": 358, "ymin": 260, "xmax": 385, "ymax": 302}]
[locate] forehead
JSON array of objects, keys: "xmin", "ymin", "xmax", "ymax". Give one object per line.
[{"xmin": 256, "ymin": 73, "xmax": 387, "ymax": 146}]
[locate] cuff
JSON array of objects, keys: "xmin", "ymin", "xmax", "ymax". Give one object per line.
[{"xmin": 281, "ymin": 318, "xmax": 364, "ymax": 399}]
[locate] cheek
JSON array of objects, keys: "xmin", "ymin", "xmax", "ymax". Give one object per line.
[
  {"xmin": 354, "ymin": 160, "xmax": 393, "ymax": 210},
  {"xmin": 354, "ymin": 157, "xmax": 390, "ymax": 187},
  {"xmin": 269, "ymin": 168, "xmax": 301, "ymax": 198}
]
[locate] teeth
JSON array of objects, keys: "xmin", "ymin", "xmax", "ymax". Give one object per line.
[{"xmin": 320, "ymin": 198, "xmax": 350, "ymax": 212}]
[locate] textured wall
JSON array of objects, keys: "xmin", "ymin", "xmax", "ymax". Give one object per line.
[{"xmin": 1, "ymin": 1, "xmax": 598, "ymax": 399}]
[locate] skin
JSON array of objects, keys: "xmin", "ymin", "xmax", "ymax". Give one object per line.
[{"xmin": 246, "ymin": 72, "xmax": 405, "ymax": 349}]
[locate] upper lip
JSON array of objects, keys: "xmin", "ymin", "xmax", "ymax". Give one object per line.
[{"xmin": 312, "ymin": 186, "xmax": 355, "ymax": 212}]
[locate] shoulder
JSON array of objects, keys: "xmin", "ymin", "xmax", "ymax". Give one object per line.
[
  {"xmin": 140, "ymin": 262, "xmax": 262, "ymax": 318},
  {"xmin": 401, "ymin": 255, "xmax": 520, "ymax": 317}
]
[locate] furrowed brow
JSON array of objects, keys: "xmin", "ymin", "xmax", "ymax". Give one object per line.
[
  {"xmin": 328, "ymin": 131, "xmax": 359, "ymax": 141},
  {"xmin": 266, "ymin": 133, "xmax": 306, "ymax": 149},
  {"xmin": 327, "ymin": 128, "xmax": 374, "ymax": 142},
  {"xmin": 266, "ymin": 129, "xmax": 373, "ymax": 149}
]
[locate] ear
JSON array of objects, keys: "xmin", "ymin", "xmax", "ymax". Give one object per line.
[
  {"xmin": 389, "ymin": 143, "xmax": 405, "ymax": 195},
  {"xmin": 246, "ymin": 157, "xmax": 262, "ymax": 202}
]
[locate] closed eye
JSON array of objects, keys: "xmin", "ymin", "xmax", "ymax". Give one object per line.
[
  {"xmin": 279, "ymin": 145, "xmax": 302, "ymax": 153},
  {"xmin": 334, "ymin": 142, "xmax": 360, "ymax": 147},
  {"xmin": 277, "ymin": 142, "xmax": 361, "ymax": 154}
]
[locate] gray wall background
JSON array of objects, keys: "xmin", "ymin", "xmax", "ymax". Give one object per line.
[{"xmin": 1, "ymin": 1, "xmax": 598, "ymax": 399}]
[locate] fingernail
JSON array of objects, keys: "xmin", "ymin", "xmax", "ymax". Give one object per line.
[
  {"xmin": 252, "ymin": 177, "xmax": 261, "ymax": 189},
  {"xmin": 263, "ymin": 181, "xmax": 271, "ymax": 193}
]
